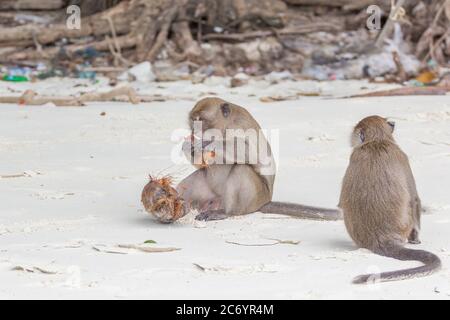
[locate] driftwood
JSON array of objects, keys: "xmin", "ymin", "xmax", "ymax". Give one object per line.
[
  {"xmin": 0, "ymin": 0, "xmax": 65, "ymax": 10},
  {"xmin": 374, "ymin": 0, "xmax": 407, "ymax": 48},
  {"xmin": 347, "ymin": 86, "xmax": 450, "ymax": 98},
  {"xmin": 285, "ymin": 0, "xmax": 391, "ymax": 11},
  {"xmin": 7, "ymin": 35, "xmax": 138, "ymax": 61},
  {"xmin": 0, "ymin": 87, "xmax": 197, "ymax": 106},
  {"xmin": 0, "ymin": 1, "xmax": 134, "ymax": 44},
  {"xmin": 0, "ymin": 87, "xmax": 140, "ymax": 106},
  {"xmin": 0, "ymin": 0, "xmax": 290, "ymax": 63}
]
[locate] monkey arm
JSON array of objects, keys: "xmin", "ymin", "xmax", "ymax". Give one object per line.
[
  {"xmin": 181, "ymin": 136, "xmax": 214, "ymax": 167},
  {"xmin": 182, "ymin": 136, "xmax": 249, "ymax": 166},
  {"xmin": 185, "ymin": 136, "xmax": 273, "ymax": 167}
]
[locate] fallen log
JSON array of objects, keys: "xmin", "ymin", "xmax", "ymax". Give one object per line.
[
  {"xmin": 0, "ymin": 86, "xmax": 196, "ymax": 106},
  {"xmin": 0, "ymin": 0, "xmax": 65, "ymax": 10},
  {"xmin": 0, "ymin": 86, "xmax": 140, "ymax": 106},
  {"xmin": 5, "ymin": 35, "xmax": 138, "ymax": 61},
  {"xmin": 346, "ymin": 85, "xmax": 450, "ymax": 98},
  {"xmin": 0, "ymin": 1, "xmax": 133, "ymax": 44}
]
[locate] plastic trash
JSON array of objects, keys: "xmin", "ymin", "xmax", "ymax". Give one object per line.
[
  {"xmin": 119, "ymin": 61, "xmax": 156, "ymax": 82},
  {"xmin": 2, "ymin": 75, "xmax": 28, "ymax": 82}
]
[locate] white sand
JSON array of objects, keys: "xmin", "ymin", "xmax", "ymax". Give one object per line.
[{"xmin": 0, "ymin": 78, "xmax": 449, "ymax": 299}]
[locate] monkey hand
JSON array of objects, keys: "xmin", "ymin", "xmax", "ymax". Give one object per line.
[
  {"xmin": 182, "ymin": 135, "xmax": 216, "ymax": 167},
  {"xmin": 200, "ymin": 142, "xmax": 217, "ymax": 167},
  {"xmin": 141, "ymin": 176, "xmax": 187, "ymax": 223}
]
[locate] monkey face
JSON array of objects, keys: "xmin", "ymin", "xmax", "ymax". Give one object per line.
[
  {"xmin": 189, "ymin": 97, "xmax": 232, "ymax": 133},
  {"xmin": 351, "ymin": 115, "xmax": 395, "ymax": 146}
]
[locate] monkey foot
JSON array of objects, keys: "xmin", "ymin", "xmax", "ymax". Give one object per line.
[
  {"xmin": 195, "ymin": 210, "xmax": 228, "ymax": 221},
  {"xmin": 408, "ymin": 229, "xmax": 421, "ymax": 244}
]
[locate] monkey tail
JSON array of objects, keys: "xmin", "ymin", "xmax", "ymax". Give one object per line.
[
  {"xmin": 259, "ymin": 201, "xmax": 342, "ymax": 221},
  {"xmin": 353, "ymin": 245, "xmax": 441, "ymax": 284}
]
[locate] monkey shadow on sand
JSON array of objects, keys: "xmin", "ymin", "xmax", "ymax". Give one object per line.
[
  {"xmin": 324, "ymin": 238, "xmax": 358, "ymax": 251},
  {"xmin": 128, "ymin": 214, "xmax": 188, "ymax": 230}
]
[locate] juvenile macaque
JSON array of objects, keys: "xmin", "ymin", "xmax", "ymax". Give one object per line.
[
  {"xmin": 339, "ymin": 116, "xmax": 441, "ymax": 283},
  {"xmin": 144, "ymin": 97, "xmax": 341, "ymax": 222}
]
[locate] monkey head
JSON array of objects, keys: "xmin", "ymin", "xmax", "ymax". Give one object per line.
[
  {"xmin": 351, "ymin": 115, "xmax": 396, "ymax": 147},
  {"xmin": 188, "ymin": 97, "xmax": 234, "ymax": 134}
]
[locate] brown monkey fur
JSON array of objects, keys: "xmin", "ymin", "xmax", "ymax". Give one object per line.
[
  {"xmin": 145, "ymin": 97, "xmax": 341, "ymax": 222},
  {"xmin": 339, "ymin": 115, "xmax": 441, "ymax": 284}
]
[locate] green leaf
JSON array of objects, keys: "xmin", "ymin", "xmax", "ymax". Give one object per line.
[{"xmin": 144, "ymin": 240, "xmax": 157, "ymax": 244}]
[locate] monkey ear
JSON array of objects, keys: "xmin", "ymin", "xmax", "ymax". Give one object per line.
[
  {"xmin": 358, "ymin": 129, "xmax": 365, "ymax": 143},
  {"xmin": 387, "ymin": 120, "xmax": 395, "ymax": 132},
  {"xmin": 221, "ymin": 103, "xmax": 231, "ymax": 118}
]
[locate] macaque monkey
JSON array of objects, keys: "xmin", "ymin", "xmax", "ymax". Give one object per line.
[
  {"xmin": 339, "ymin": 116, "xmax": 441, "ymax": 283},
  {"xmin": 171, "ymin": 97, "xmax": 341, "ymax": 221}
]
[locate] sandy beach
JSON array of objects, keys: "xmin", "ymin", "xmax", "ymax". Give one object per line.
[{"xmin": 0, "ymin": 78, "xmax": 449, "ymax": 299}]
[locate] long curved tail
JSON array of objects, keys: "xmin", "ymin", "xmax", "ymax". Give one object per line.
[
  {"xmin": 353, "ymin": 246, "xmax": 441, "ymax": 284},
  {"xmin": 259, "ymin": 201, "xmax": 342, "ymax": 221}
]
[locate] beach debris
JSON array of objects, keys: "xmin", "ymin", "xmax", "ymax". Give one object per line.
[
  {"xmin": 12, "ymin": 264, "xmax": 60, "ymax": 275},
  {"xmin": 225, "ymin": 238, "xmax": 300, "ymax": 247},
  {"xmin": 193, "ymin": 263, "xmax": 279, "ymax": 274},
  {"xmin": 0, "ymin": 171, "xmax": 41, "ymax": 179},
  {"xmin": 264, "ymin": 70, "xmax": 293, "ymax": 83},
  {"xmin": 92, "ymin": 245, "xmax": 129, "ymax": 255},
  {"xmin": 230, "ymin": 72, "xmax": 249, "ymax": 87},
  {"xmin": 0, "ymin": 86, "xmax": 140, "ymax": 106},
  {"xmin": 117, "ymin": 244, "xmax": 180, "ymax": 253},
  {"xmin": 346, "ymin": 85, "xmax": 450, "ymax": 98},
  {"xmin": 119, "ymin": 62, "xmax": 156, "ymax": 82},
  {"xmin": 92, "ymin": 243, "xmax": 180, "ymax": 254},
  {"xmin": 2, "ymin": 75, "xmax": 29, "ymax": 82},
  {"xmin": 415, "ymin": 70, "xmax": 438, "ymax": 84},
  {"xmin": 1, "ymin": 66, "xmax": 32, "ymax": 82},
  {"xmin": 260, "ymin": 91, "xmax": 320, "ymax": 102},
  {"xmin": 141, "ymin": 175, "xmax": 187, "ymax": 223}
]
